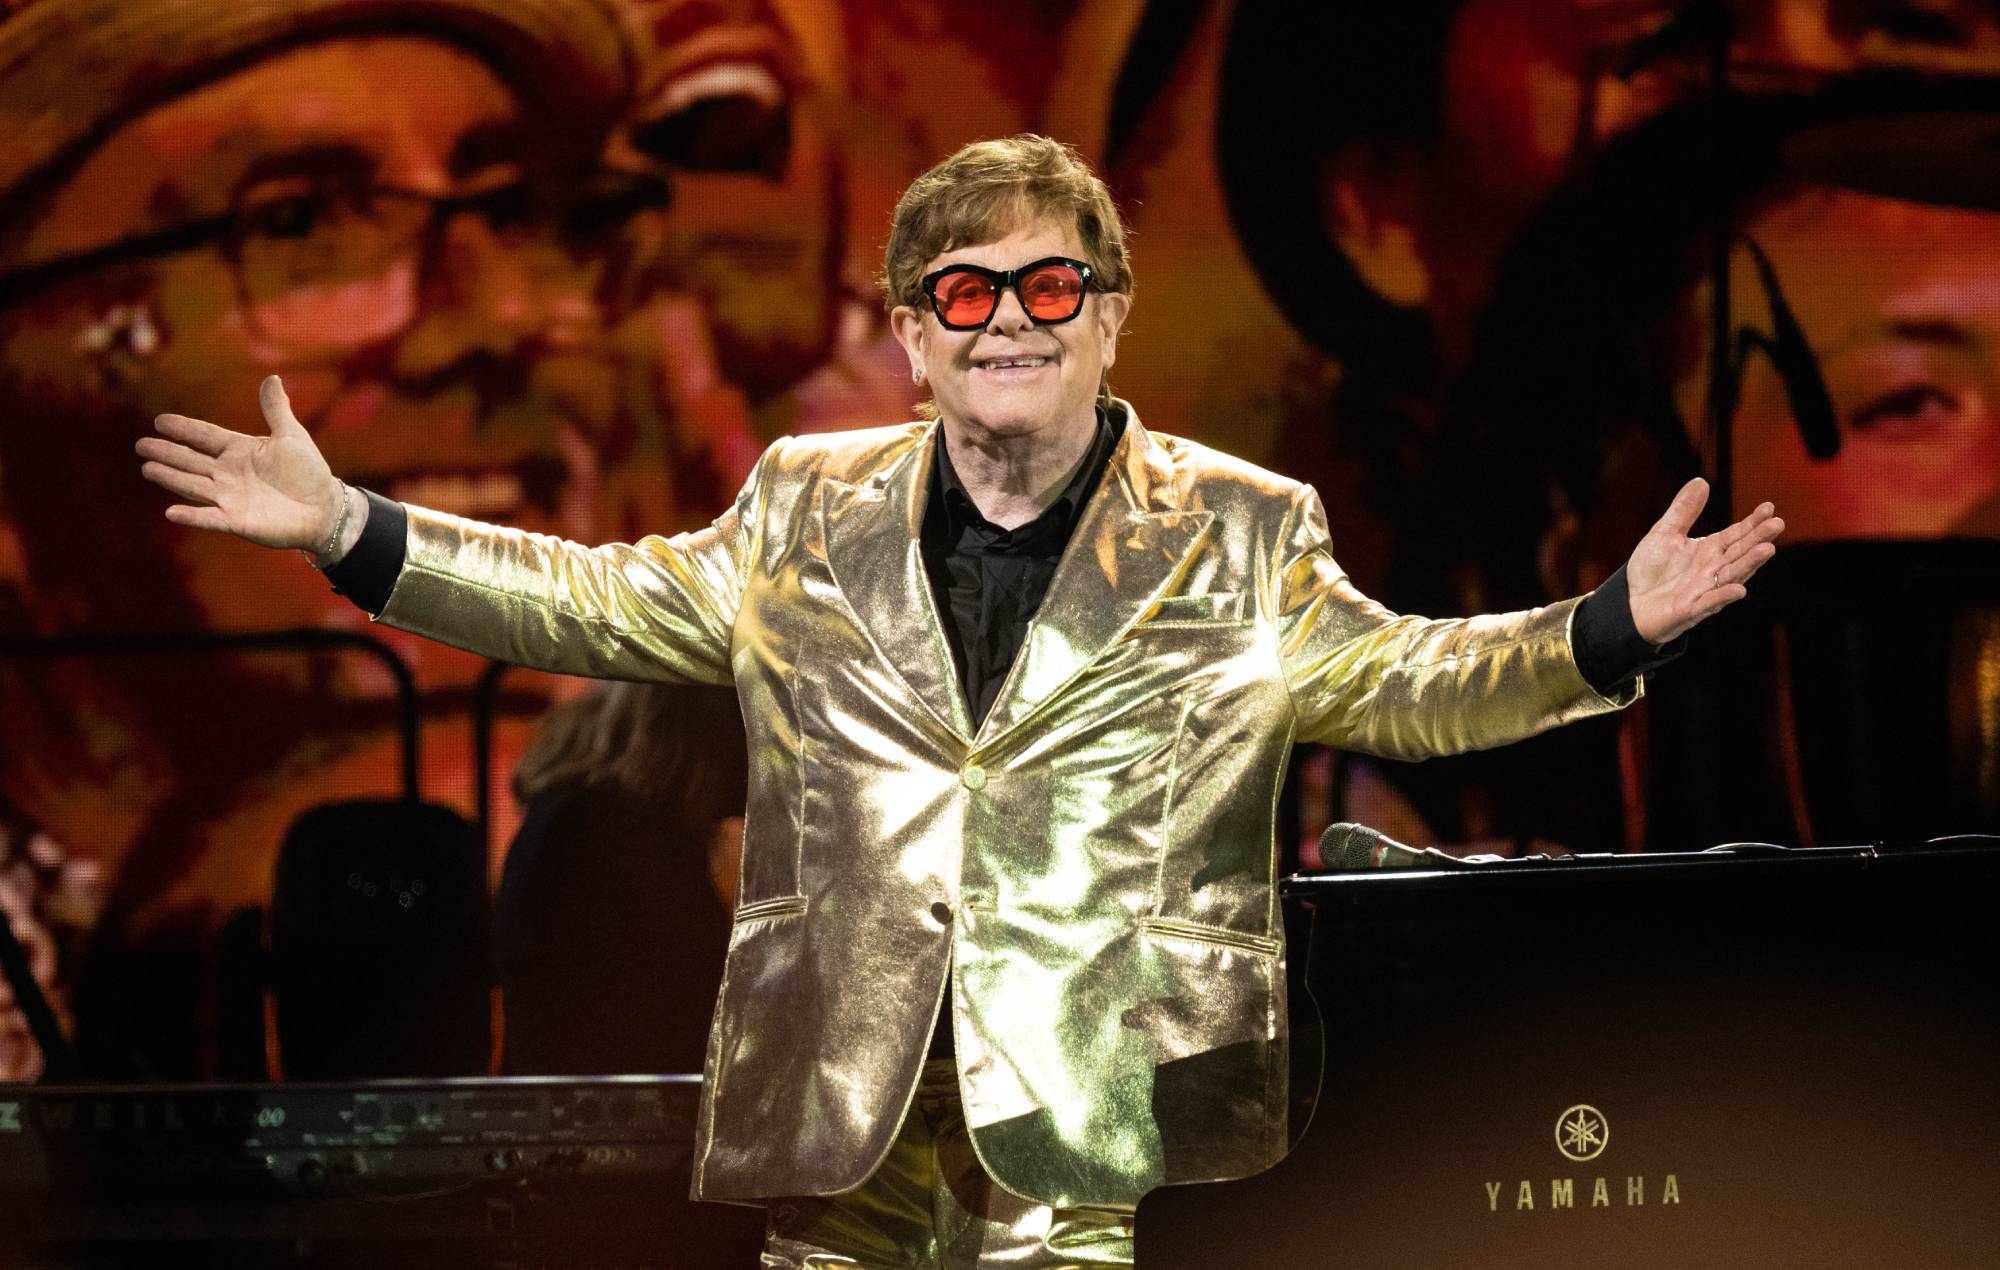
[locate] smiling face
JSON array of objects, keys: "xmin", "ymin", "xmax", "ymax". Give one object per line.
[
  {"xmin": 889, "ymin": 217, "xmax": 1130, "ymax": 449},
  {"xmin": 0, "ymin": 30, "xmax": 763, "ymax": 968},
  {"xmin": 0, "ymin": 35, "xmax": 752, "ymax": 695}
]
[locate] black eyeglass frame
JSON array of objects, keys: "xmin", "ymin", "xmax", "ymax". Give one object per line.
[
  {"xmin": 0, "ymin": 168, "xmax": 672, "ymax": 313},
  {"xmin": 919, "ymin": 255, "xmax": 1095, "ymax": 330}
]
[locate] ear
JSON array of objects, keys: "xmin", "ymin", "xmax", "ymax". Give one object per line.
[
  {"xmin": 889, "ymin": 305, "xmax": 927, "ymax": 379},
  {"xmin": 1094, "ymin": 290, "xmax": 1132, "ymax": 369},
  {"xmin": 1320, "ymin": 141, "xmax": 1431, "ymax": 309}
]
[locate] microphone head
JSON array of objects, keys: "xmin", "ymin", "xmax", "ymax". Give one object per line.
[{"xmin": 1318, "ymin": 821, "xmax": 1387, "ymax": 869}]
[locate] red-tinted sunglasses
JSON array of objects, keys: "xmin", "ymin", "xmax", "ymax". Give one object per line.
[{"xmin": 919, "ymin": 255, "xmax": 1095, "ymax": 330}]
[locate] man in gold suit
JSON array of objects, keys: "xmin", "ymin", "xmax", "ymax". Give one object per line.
[{"xmin": 137, "ymin": 136, "xmax": 1783, "ymax": 1267}]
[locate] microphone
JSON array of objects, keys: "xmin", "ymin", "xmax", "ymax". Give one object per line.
[
  {"xmin": 1314, "ymin": 826, "xmax": 1835, "ymax": 874},
  {"xmin": 1738, "ymin": 236, "xmax": 1840, "ymax": 459},
  {"xmin": 1317, "ymin": 822, "xmax": 1461, "ymax": 870}
]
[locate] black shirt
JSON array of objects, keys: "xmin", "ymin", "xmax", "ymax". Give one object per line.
[{"xmin": 920, "ymin": 405, "xmax": 1123, "ymax": 728}]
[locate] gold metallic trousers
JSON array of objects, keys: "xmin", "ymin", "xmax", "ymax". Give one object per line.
[{"xmin": 760, "ymin": 1061, "xmax": 1137, "ymax": 1268}]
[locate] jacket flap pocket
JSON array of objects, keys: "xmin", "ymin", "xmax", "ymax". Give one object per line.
[
  {"xmin": 1140, "ymin": 915, "xmax": 1281, "ymax": 957},
  {"xmin": 733, "ymin": 894, "xmax": 808, "ymax": 924}
]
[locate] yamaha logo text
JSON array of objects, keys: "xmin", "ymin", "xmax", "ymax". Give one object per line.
[{"xmin": 1484, "ymin": 1102, "xmax": 1682, "ymax": 1212}]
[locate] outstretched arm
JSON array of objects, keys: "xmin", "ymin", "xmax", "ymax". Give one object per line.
[
  {"xmin": 137, "ymin": 376, "xmax": 759, "ymax": 685},
  {"xmin": 1279, "ymin": 480, "xmax": 1783, "ymax": 760}
]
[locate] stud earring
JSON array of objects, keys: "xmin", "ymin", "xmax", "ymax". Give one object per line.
[{"xmin": 911, "ymin": 367, "xmax": 925, "ymax": 385}]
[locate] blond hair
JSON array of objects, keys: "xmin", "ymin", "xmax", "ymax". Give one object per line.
[{"xmin": 512, "ymin": 681, "xmax": 746, "ymax": 832}]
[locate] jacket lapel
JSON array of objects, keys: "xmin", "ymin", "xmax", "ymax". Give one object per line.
[
  {"xmin": 821, "ymin": 427, "xmax": 976, "ymax": 743},
  {"xmin": 975, "ymin": 413, "xmax": 1212, "ymax": 747}
]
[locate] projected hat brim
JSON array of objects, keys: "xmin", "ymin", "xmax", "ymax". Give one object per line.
[{"xmin": 0, "ymin": 0, "xmax": 636, "ymax": 242}]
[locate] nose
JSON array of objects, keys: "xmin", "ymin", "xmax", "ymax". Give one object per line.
[
  {"xmin": 389, "ymin": 213, "xmax": 588, "ymax": 384},
  {"xmin": 984, "ymin": 283, "xmax": 1036, "ymax": 336}
]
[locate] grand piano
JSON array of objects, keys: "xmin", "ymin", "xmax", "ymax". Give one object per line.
[
  {"xmin": 4, "ymin": 845, "xmax": 1994, "ymax": 1266},
  {"xmin": 1138, "ymin": 844, "xmax": 2000, "ymax": 1269}
]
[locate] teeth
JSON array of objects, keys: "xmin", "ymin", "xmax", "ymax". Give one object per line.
[
  {"xmin": 387, "ymin": 472, "xmax": 525, "ymax": 518},
  {"xmin": 660, "ymin": 61, "xmax": 785, "ymax": 113},
  {"xmin": 980, "ymin": 358, "xmax": 1048, "ymax": 369}
]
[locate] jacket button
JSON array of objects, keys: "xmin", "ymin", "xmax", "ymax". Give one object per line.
[
  {"xmin": 960, "ymin": 763, "xmax": 987, "ymax": 791},
  {"xmin": 930, "ymin": 901, "xmax": 952, "ymax": 925}
]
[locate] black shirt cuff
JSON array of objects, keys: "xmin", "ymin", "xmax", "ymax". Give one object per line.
[
  {"xmin": 1572, "ymin": 564, "xmax": 1685, "ymax": 695},
  {"xmin": 322, "ymin": 488, "xmax": 406, "ymax": 616}
]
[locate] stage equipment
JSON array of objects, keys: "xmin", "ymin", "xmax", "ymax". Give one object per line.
[
  {"xmin": 0, "ymin": 1073, "xmax": 763, "ymax": 1266},
  {"xmin": 1317, "ymin": 820, "xmax": 1876, "ymax": 870},
  {"xmin": 1138, "ymin": 842, "xmax": 2000, "ymax": 1268},
  {"xmin": 270, "ymin": 799, "xmax": 490, "ymax": 1080}
]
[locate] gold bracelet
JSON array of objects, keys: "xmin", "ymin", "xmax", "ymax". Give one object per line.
[{"xmin": 304, "ymin": 482, "xmax": 353, "ymax": 571}]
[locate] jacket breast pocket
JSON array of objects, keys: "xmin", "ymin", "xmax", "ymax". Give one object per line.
[{"xmin": 1136, "ymin": 591, "xmax": 1248, "ymax": 628}]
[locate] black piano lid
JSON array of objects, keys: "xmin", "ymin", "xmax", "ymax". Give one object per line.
[{"xmin": 1142, "ymin": 843, "xmax": 2000, "ymax": 1269}]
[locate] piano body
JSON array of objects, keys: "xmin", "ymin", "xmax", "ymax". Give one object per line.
[{"xmin": 1138, "ymin": 846, "xmax": 2000, "ymax": 1269}]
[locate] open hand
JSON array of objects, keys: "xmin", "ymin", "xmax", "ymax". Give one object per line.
[
  {"xmin": 1625, "ymin": 477, "xmax": 1784, "ymax": 646},
  {"xmin": 136, "ymin": 376, "xmax": 341, "ymax": 551}
]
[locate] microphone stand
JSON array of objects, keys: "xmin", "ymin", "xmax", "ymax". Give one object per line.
[
  {"xmin": 1617, "ymin": 0, "xmax": 1739, "ymax": 524},
  {"xmin": 1688, "ymin": 0, "xmax": 1739, "ymax": 525}
]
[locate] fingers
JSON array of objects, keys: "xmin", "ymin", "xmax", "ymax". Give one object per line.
[
  {"xmin": 1713, "ymin": 539, "xmax": 1777, "ymax": 587},
  {"xmin": 259, "ymin": 374, "xmax": 306, "ymax": 437},
  {"xmin": 163, "ymin": 503, "xmax": 232, "ymax": 532},
  {"xmin": 1650, "ymin": 477, "xmax": 1710, "ymax": 539},
  {"xmin": 152, "ymin": 412, "xmax": 241, "ymax": 456},
  {"xmin": 1711, "ymin": 501, "xmax": 1780, "ymax": 553},
  {"xmin": 1706, "ymin": 507, "xmax": 1785, "ymax": 584},
  {"xmin": 139, "ymin": 459, "xmax": 215, "ymax": 505},
  {"xmin": 133, "ymin": 435, "xmax": 217, "ymax": 476}
]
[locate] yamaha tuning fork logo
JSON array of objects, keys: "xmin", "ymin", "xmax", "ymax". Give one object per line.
[
  {"xmin": 1556, "ymin": 1104, "xmax": 1608, "ymax": 1162},
  {"xmin": 1483, "ymin": 1101, "xmax": 1683, "ymax": 1213}
]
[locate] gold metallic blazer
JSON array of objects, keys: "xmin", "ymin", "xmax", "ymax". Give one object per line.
[{"xmin": 376, "ymin": 406, "xmax": 1637, "ymax": 1209}]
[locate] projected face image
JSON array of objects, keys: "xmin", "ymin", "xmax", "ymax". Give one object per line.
[
  {"xmin": 1318, "ymin": 0, "xmax": 2000, "ymax": 348},
  {"xmin": 0, "ymin": 0, "xmax": 857, "ymax": 1076},
  {"xmin": 1, "ymin": 36, "xmax": 695, "ymax": 669},
  {"xmin": 1707, "ymin": 187, "xmax": 2000, "ymax": 540},
  {"xmin": 0, "ymin": 34, "xmax": 670, "ymax": 1073}
]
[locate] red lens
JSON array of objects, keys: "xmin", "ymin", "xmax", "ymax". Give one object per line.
[
  {"xmin": 1019, "ymin": 263, "xmax": 1084, "ymax": 320},
  {"xmin": 934, "ymin": 270, "xmax": 997, "ymax": 326}
]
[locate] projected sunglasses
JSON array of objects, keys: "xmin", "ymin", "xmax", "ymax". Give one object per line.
[{"xmin": 919, "ymin": 256, "xmax": 1095, "ymax": 330}]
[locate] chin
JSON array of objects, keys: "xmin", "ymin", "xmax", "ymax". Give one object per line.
[
  {"xmin": 961, "ymin": 407, "xmax": 1047, "ymax": 437},
  {"xmin": 956, "ymin": 389, "xmax": 1090, "ymax": 436}
]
